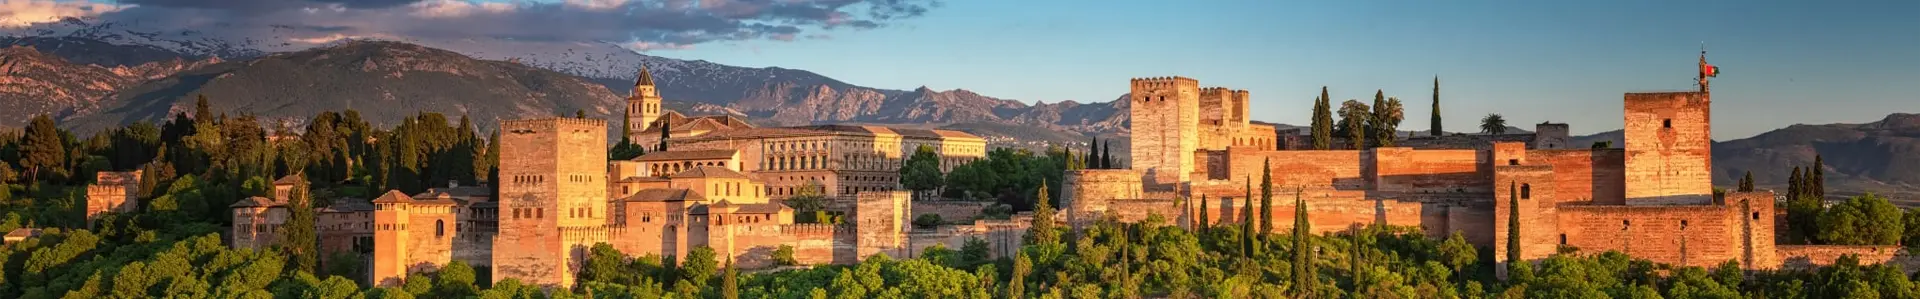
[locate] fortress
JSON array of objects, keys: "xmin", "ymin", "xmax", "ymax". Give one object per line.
[
  {"xmin": 1064, "ymin": 72, "xmax": 1898, "ymax": 275},
  {"xmin": 204, "ymin": 66, "xmax": 1024, "ymax": 288}
]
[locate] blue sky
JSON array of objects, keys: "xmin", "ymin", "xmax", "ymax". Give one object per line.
[{"xmin": 655, "ymin": 0, "xmax": 1920, "ymax": 140}]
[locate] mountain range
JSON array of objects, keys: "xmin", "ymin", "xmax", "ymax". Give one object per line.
[{"xmin": 3, "ymin": 19, "xmax": 1919, "ymax": 198}]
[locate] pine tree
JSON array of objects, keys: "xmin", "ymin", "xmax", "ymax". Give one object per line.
[
  {"xmin": 1738, "ymin": 171, "xmax": 1755, "ymax": 192},
  {"xmin": 1258, "ymin": 158, "xmax": 1273, "ymax": 240},
  {"xmin": 194, "ymin": 94, "xmax": 213, "ymax": 125},
  {"xmin": 1812, "ymin": 155, "xmax": 1826, "ymax": 200},
  {"xmin": 1312, "ymin": 87, "xmax": 1334, "ymax": 150},
  {"xmin": 575, "ymin": 109, "xmax": 587, "ymax": 118},
  {"xmin": 1432, "ymin": 76, "xmax": 1443, "ymax": 136},
  {"xmin": 20, "ymin": 114, "xmax": 65, "ymax": 182},
  {"xmin": 280, "ymin": 174, "xmax": 319, "ymax": 273},
  {"xmin": 1506, "ymin": 181, "xmax": 1521, "ymax": 270}
]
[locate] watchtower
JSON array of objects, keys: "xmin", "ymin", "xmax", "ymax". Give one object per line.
[
  {"xmin": 493, "ymin": 117, "xmax": 609, "ymax": 287},
  {"xmin": 371, "ymin": 191, "xmax": 413, "ymax": 287},
  {"xmin": 1622, "ymin": 91, "xmax": 1712, "ymax": 205},
  {"xmin": 1129, "ymin": 77, "xmax": 1201, "ymax": 186}
]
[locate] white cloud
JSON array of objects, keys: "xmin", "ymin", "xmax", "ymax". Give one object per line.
[{"xmin": 0, "ymin": 0, "xmax": 125, "ymax": 28}]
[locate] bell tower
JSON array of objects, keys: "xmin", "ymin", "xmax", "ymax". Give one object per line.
[{"xmin": 626, "ymin": 65, "xmax": 663, "ymax": 140}]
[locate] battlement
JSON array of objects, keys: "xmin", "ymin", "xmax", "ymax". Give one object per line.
[
  {"xmin": 1198, "ymin": 87, "xmax": 1249, "ymax": 96},
  {"xmin": 500, "ymin": 118, "xmax": 609, "ymax": 132},
  {"xmin": 1624, "ymin": 91, "xmax": 1710, "ymax": 105},
  {"xmin": 1129, "ymin": 76, "xmax": 1199, "ymax": 88},
  {"xmin": 1494, "ymin": 165, "xmax": 1555, "ymax": 173},
  {"xmin": 780, "ymin": 223, "xmax": 853, "ymax": 235}
]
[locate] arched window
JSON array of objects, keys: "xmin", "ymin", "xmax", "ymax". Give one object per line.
[{"xmin": 435, "ymin": 220, "xmax": 445, "ymax": 237}]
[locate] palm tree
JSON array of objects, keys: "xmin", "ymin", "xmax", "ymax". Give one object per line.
[{"xmin": 1480, "ymin": 114, "xmax": 1507, "ymax": 135}]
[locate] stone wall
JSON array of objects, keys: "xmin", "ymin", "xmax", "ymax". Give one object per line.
[
  {"xmin": 1775, "ymin": 246, "xmax": 1905, "ymax": 271},
  {"xmin": 1528, "ymin": 149, "xmax": 1627, "ymax": 205},
  {"xmin": 1061, "ymin": 169, "xmax": 1144, "ymax": 228},
  {"xmin": 1555, "ymin": 204, "xmax": 1741, "ymax": 268},
  {"xmin": 910, "ymin": 201, "xmax": 992, "ymax": 224},
  {"xmin": 1129, "ymin": 77, "xmax": 1200, "ymax": 185},
  {"xmin": 1494, "ymin": 165, "xmax": 1558, "ymax": 278},
  {"xmin": 1216, "ymin": 148, "xmax": 1367, "ymax": 191},
  {"xmin": 493, "ymin": 118, "xmax": 608, "ymax": 287},
  {"xmin": 1623, "ymin": 92, "xmax": 1713, "ymax": 204},
  {"xmin": 854, "ymin": 191, "xmax": 909, "ymax": 259},
  {"xmin": 1373, "ymin": 148, "xmax": 1488, "ymax": 194},
  {"xmin": 85, "ymin": 170, "xmax": 140, "ymax": 226}
]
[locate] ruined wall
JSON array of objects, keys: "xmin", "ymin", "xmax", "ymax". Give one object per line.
[
  {"xmin": 1775, "ymin": 246, "xmax": 1904, "ymax": 271},
  {"xmin": 1129, "ymin": 77, "xmax": 1200, "ymax": 185},
  {"xmin": 1623, "ymin": 92, "xmax": 1712, "ymax": 204},
  {"xmin": 1528, "ymin": 149, "xmax": 1626, "ymax": 205},
  {"xmin": 904, "ymin": 219, "xmax": 1030, "ymax": 260},
  {"xmin": 1372, "ymin": 148, "xmax": 1488, "ymax": 194}
]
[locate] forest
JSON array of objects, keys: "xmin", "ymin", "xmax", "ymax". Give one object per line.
[{"xmin": 4, "ymin": 97, "xmax": 1920, "ymax": 298}]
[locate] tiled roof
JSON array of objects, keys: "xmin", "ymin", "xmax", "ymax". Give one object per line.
[
  {"xmin": 321, "ymin": 199, "xmax": 375, "ymax": 212},
  {"xmin": 274, "ymin": 175, "xmax": 304, "ymax": 186},
  {"xmin": 633, "ymin": 149, "xmax": 738, "ymax": 162},
  {"xmin": 408, "ymin": 192, "xmax": 460, "ymax": 205},
  {"xmin": 616, "ymin": 176, "xmax": 670, "ymax": 183},
  {"xmin": 670, "ymin": 166, "xmax": 754, "ymax": 180},
  {"xmin": 230, "ymin": 196, "xmax": 285, "ymax": 208},
  {"xmin": 422, "ymin": 186, "xmax": 493, "ymax": 199},
  {"xmin": 372, "ymin": 190, "xmax": 414, "ymax": 204},
  {"xmin": 620, "ymin": 189, "xmax": 704, "ymax": 202},
  {"xmin": 6, "ymin": 228, "xmax": 43, "ymax": 238},
  {"xmin": 689, "ymin": 201, "xmax": 788, "ymax": 215}
]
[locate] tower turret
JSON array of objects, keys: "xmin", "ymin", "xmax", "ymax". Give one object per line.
[{"xmin": 627, "ymin": 65, "xmax": 663, "ymax": 139}]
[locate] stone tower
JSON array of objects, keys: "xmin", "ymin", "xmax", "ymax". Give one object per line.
[
  {"xmin": 1622, "ymin": 91, "xmax": 1712, "ymax": 205},
  {"xmin": 85, "ymin": 170, "xmax": 141, "ymax": 227},
  {"xmin": 1128, "ymin": 77, "xmax": 1201, "ymax": 186},
  {"xmin": 493, "ymin": 118, "xmax": 609, "ymax": 287},
  {"xmin": 626, "ymin": 65, "xmax": 663, "ymax": 140},
  {"xmin": 372, "ymin": 191, "xmax": 413, "ymax": 287}
]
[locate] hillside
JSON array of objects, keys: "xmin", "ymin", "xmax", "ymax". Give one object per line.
[
  {"xmin": 0, "ymin": 45, "xmax": 218, "ymax": 126},
  {"xmin": 59, "ymin": 41, "xmax": 626, "ymax": 133},
  {"xmin": 1713, "ymin": 113, "xmax": 1920, "ymax": 198}
]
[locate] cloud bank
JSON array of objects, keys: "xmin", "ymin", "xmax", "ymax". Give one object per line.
[{"xmin": 4, "ymin": 0, "xmax": 940, "ymax": 51}]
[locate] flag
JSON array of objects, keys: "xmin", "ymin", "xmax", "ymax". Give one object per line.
[{"xmin": 1704, "ymin": 64, "xmax": 1720, "ymax": 77}]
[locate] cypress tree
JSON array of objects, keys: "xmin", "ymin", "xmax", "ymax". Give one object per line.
[
  {"xmin": 1259, "ymin": 158, "xmax": 1273, "ymax": 240},
  {"xmin": 1010, "ymin": 251, "xmax": 1030, "ymax": 298},
  {"xmin": 1506, "ymin": 181, "xmax": 1521, "ymax": 269},
  {"xmin": 1199, "ymin": 195, "xmax": 1210, "ymax": 230},
  {"xmin": 280, "ymin": 174, "xmax": 319, "ymax": 273},
  {"xmin": 1788, "ymin": 167, "xmax": 1803, "ymax": 200},
  {"xmin": 1812, "ymin": 155, "xmax": 1826, "ymax": 200},
  {"xmin": 722, "ymin": 258, "xmax": 739, "ymax": 299},
  {"xmin": 1242, "ymin": 178, "xmax": 1255, "ymax": 257},
  {"xmin": 658, "ymin": 121, "xmax": 671, "ymax": 152},
  {"xmin": 1312, "ymin": 87, "xmax": 1334, "ymax": 150},
  {"xmin": 1291, "ymin": 187, "xmax": 1310, "ymax": 295},
  {"xmin": 1030, "ymin": 181, "xmax": 1059, "ymax": 247},
  {"xmin": 194, "ymin": 94, "xmax": 213, "ymax": 124},
  {"xmin": 1739, "ymin": 171, "xmax": 1755, "ymax": 192},
  {"xmin": 1432, "ymin": 76, "xmax": 1443, "ymax": 136},
  {"xmin": 1085, "ymin": 137, "xmax": 1097, "ymax": 169}
]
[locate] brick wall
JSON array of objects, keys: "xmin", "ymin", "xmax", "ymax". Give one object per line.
[
  {"xmin": 1623, "ymin": 92, "xmax": 1712, "ymax": 204},
  {"xmin": 1062, "ymin": 169, "xmax": 1144, "ymax": 228},
  {"xmin": 910, "ymin": 201, "xmax": 991, "ymax": 224},
  {"xmin": 1373, "ymin": 148, "xmax": 1487, "ymax": 194},
  {"xmin": 1556, "ymin": 204, "xmax": 1743, "ymax": 268},
  {"xmin": 1529, "ymin": 149, "xmax": 1627, "ymax": 205},
  {"xmin": 1129, "ymin": 77, "xmax": 1200, "ymax": 185},
  {"xmin": 1775, "ymin": 245, "xmax": 1904, "ymax": 271}
]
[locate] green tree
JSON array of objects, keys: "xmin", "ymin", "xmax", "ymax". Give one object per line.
[
  {"xmin": 1440, "ymin": 231, "xmax": 1476, "ymax": 284},
  {"xmin": 1338, "ymin": 100, "xmax": 1370, "ymax": 149},
  {"xmin": 657, "ymin": 121, "xmax": 671, "ymax": 152},
  {"xmin": 1591, "ymin": 141, "xmax": 1613, "ymax": 149},
  {"xmin": 722, "ymin": 258, "xmax": 739, "ymax": 299},
  {"xmin": 610, "ymin": 136, "xmax": 646, "ymax": 160},
  {"xmin": 1258, "ymin": 158, "xmax": 1272, "ymax": 240},
  {"xmin": 278, "ymin": 174, "xmax": 318, "ymax": 273},
  {"xmin": 1291, "ymin": 188, "xmax": 1310, "ymax": 295},
  {"xmin": 1199, "ymin": 195, "xmax": 1210, "ymax": 230},
  {"xmin": 773, "ymin": 245, "xmax": 798, "ymax": 266},
  {"xmin": 432, "ymin": 260, "xmax": 478, "ymax": 297},
  {"xmin": 21, "ymin": 114, "xmax": 65, "ymax": 182},
  {"xmin": 1739, "ymin": 171, "xmax": 1755, "ymax": 192},
  {"xmin": 576, "ymin": 109, "xmax": 587, "ymax": 118},
  {"xmin": 1507, "ymin": 181, "xmax": 1521, "ymax": 268},
  {"xmin": 1241, "ymin": 178, "xmax": 1254, "ymax": 257},
  {"xmin": 1312, "ymin": 87, "xmax": 1333, "ymax": 150},
  {"xmin": 1431, "ymin": 76, "xmax": 1443, "ymax": 136},
  {"xmin": 1813, "ymin": 155, "xmax": 1826, "ymax": 200},
  {"xmin": 682, "ymin": 246, "xmax": 719, "ymax": 288},
  {"xmin": 1029, "ymin": 181, "xmax": 1060, "ymax": 247},
  {"xmin": 1481, "ymin": 114, "xmax": 1508, "ymax": 135},
  {"xmin": 1790, "ymin": 166, "xmax": 1804, "ymax": 200},
  {"xmin": 1371, "ymin": 91, "xmax": 1405, "ymax": 147},
  {"xmin": 1010, "ymin": 251, "xmax": 1031, "ymax": 298},
  {"xmin": 900, "ymin": 145, "xmax": 944, "ymax": 201}
]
